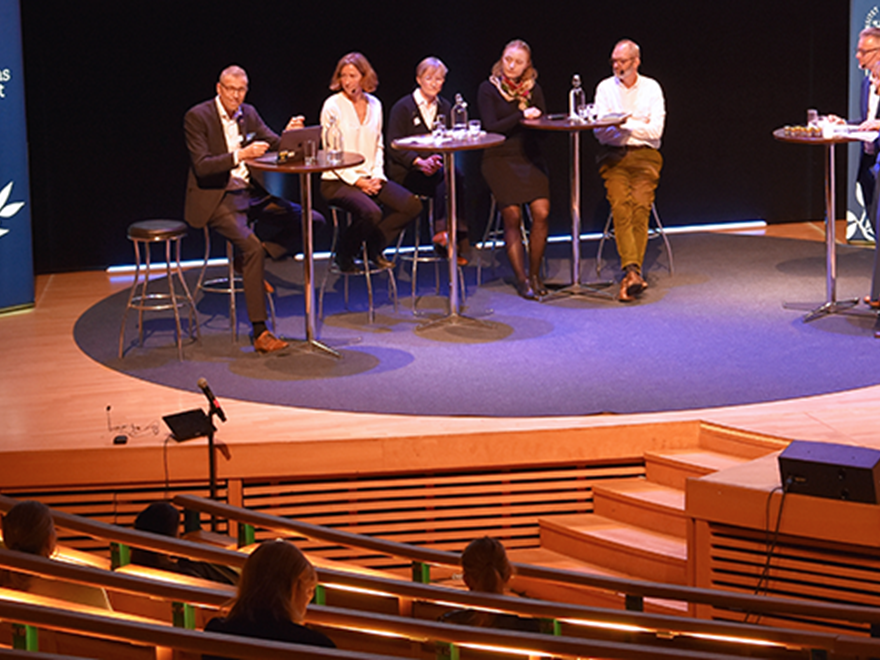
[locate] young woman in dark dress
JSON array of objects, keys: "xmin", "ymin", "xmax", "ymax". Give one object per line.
[
  {"xmin": 203, "ymin": 540, "xmax": 334, "ymax": 659},
  {"xmin": 477, "ymin": 39, "xmax": 550, "ymax": 300}
]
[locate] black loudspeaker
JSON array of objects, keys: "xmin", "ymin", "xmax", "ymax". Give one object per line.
[{"xmin": 778, "ymin": 440, "xmax": 880, "ymax": 504}]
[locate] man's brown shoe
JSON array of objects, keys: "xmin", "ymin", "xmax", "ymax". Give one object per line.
[
  {"xmin": 619, "ymin": 270, "xmax": 647, "ymax": 302},
  {"xmin": 254, "ymin": 330, "xmax": 289, "ymax": 354}
]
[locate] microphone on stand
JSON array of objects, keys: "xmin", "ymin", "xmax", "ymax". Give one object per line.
[{"xmin": 197, "ymin": 377, "xmax": 226, "ymax": 423}]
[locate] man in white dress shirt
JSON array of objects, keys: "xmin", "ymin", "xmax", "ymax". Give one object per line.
[{"xmin": 593, "ymin": 39, "xmax": 666, "ymax": 302}]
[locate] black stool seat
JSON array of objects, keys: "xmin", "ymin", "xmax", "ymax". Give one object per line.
[{"xmin": 127, "ymin": 219, "xmax": 189, "ymax": 241}]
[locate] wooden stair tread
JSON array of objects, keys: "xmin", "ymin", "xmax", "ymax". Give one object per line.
[
  {"xmin": 540, "ymin": 514, "xmax": 687, "ymax": 562},
  {"xmin": 646, "ymin": 448, "xmax": 751, "ymax": 474},
  {"xmin": 592, "ymin": 479, "xmax": 685, "ymax": 512},
  {"xmin": 506, "ymin": 547, "xmax": 688, "ymax": 614},
  {"xmin": 508, "ymin": 546, "xmax": 633, "ymax": 579}
]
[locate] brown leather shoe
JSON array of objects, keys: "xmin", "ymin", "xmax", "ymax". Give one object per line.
[
  {"xmin": 253, "ymin": 330, "xmax": 289, "ymax": 354},
  {"xmin": 619, "ymin": 270, "xmax": 647, "ymax": 302},
  {"xmin": 864, "ymin": 296, "xmax": 880, "ymax": 309}
]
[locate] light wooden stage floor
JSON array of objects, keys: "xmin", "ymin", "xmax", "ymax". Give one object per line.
[{"xmin": 2, "ymin": 221, "xmax": 879, "ymax": 490}]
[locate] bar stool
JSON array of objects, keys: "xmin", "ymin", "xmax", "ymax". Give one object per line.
[
  {"xmin": 318, "ymin": 206, "xmax": 399, "ymax": 324},
  {"xmin": 596, "ymin": 203, "xmax": 674, "ymax": 276},
  {"xmin": 195, "ymin": 226, "xmax": 276, "ymax": 342},
  {"xmin": 394, "ymin": 196, "xmax": 466, "ymax": 315},
  {"xmin": 118, "ymin": 219, "xmax": 200, "ymax": 360},
  {"xmin": 477, "ymin": 196, "xmax": 535, "ymax": 285}
]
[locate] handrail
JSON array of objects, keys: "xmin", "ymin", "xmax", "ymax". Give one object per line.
[
  {"xmin": 0, "ymin": 598, "xmax": 404, "ymax": 660},
  {"xmin": 0, "ymin": 493, "xmax": 248, "ymax": 569},
  {"xmin": 174, "ymin": 494, "xmax": 880, "ymax": 627},
  {"xmin": 0, "ymin": 532, "xmax": 847, "ymax": 654},
  {"xmin": 0, "ymin": 647, "xmax": 91, "ymax": 660},
  {"xmin": 0, "ymin": 548, "xmax": 233, "ymax": 607},
  {"xmin": 6, "ymin": 492, "xmax": 880, "ymax": 652},
  {"xmin": 0, "ymin": 590, "xmax": 792, "ymax": 660}
]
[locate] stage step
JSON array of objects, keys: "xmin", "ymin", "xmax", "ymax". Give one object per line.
[
  {"xmin": 591, "ymin": 478, "xmax": 687, "ymax": 538},
  {"xmin": 644, "ymin": 448, "xmax": 751, "ymax": 490},
  {"xmin": 505, "ymin": 547, "xmax": 688, "ymax": 615},
  {"xmin": 539, "ymin": 514, "xmax": 687, "ymax": 585}
]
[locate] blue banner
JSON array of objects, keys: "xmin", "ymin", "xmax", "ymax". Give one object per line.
[
  {"xmin": 848, "ymin": 1, "xmax": 880, "ymax": 242},
  {"xmin": 0, "ymin": 0, "xmax": 33, "ymax": 311}
]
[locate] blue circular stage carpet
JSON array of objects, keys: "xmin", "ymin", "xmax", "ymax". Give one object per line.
[{"xmin": 75, "ymin": 233, "xmax": 880, "ymax": 417}]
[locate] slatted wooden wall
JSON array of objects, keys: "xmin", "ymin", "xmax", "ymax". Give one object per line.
[
  {"xmin": 241, "ymin": 460, "xmax": 645, "ymax": 570},
  {"xmin": 704, "ymin": 522, "xmax": 880, "ymax": 635},
  {"xmin": 4, "ymin": 481, "xmax": 228, "ymax": 555},
  {"xmin": 3, "ymin": 459, "xmax": 645, "ymax": 569}
]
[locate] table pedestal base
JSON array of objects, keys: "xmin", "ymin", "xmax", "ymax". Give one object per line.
[
  {"xmin": 783, "ymin": 299, "xmax": 861, "ymax": 323},
  {"xmin": 544, "ymin": 280, "xmax": 615, "ymax": 302},
  {"xmin": 415, "ymin": 311, "xmax": 508, "ymax": 342}
]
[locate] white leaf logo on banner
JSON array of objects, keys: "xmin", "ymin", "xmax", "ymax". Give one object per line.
[{"xmin": 0, "ymin": 181, "xmax": 26, "ymax": 238}]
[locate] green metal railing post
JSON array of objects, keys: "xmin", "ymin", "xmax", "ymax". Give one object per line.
[
  {"xmin": 12, "ymin": 623, "xmax": 38, "ymax": 651},
  {"xmin": 172, "ymin": 602, "xmax": 196, "ymax": 629},
  {"xmin": 110, "ymin": 541, "xmax": 130, "ymax": 569},
  {"xmin": 411, "ymin": 561, "xmax": 430, "ymax": 584}
]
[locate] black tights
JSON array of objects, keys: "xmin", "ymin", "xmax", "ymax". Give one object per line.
[{"xmin": 501, "ymin": 198, "xmax": 549, "ymax": 284}]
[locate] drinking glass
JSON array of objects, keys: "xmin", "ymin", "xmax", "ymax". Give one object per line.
[
  {"xmin": 304, "ymin": 140, "xmax": 317, "ymax": 166},
  {"xmin": 433, "ymin": 114, "xmax": 446, "ymax": 141},
  {"xmin": 467, "ymin": 119, "xmax": 481, "ymax": 138}
]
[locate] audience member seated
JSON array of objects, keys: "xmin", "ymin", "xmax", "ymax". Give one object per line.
[
  {"xmin": 439, "ymin": 536, "xmax": 540, "ymax": 632},
  {"xmin": 132, "ymin": 502, "xmax": 236, "ymax": 585},
  {"xmin": 202, "ymin": 539, "xmax": 334, "ymax": 659},
  {"xmin": 0, "ymin": 500, "xmax": 112, "ymax": 610}
]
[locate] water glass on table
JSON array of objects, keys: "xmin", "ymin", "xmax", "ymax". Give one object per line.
[{"xmin": 304, "ymin": 139, "xmax": 317, "ymax": 166}]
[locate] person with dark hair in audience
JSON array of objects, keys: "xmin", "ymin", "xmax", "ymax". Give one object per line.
[
  {"xmin": 0, "ymin": 500, "xmax": 111, "ymax": 609},
  {"xmin": 477, "ymin": 39, "xmax": 550, "ymax": 300},
  {"xmin": 387, "ymin": 56, "xmax": 469, "ymax": 264},
  {"xmin": 132, "ymin": 502, "xmax": 236, "ymax": 585},
  {"xmin": 320, "ymin": 52, "xmax": 422, "ymax": 273},
  {"xmin": 440, "ymin": 536, "xmax": 540, "ymax": 632},
  {"xmin": 202, "ymin": 539, "xmax": 334, "ymax": 659}
]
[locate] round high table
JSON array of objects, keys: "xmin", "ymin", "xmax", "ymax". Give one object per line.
[
  {"xmin": 772, "ymin": 128, "xmax": 865, "ymax": 323},
  {"xmin": 246, "ymin": 151, "xmax": 364, "ymax": 357},
  {"xmin": 521, "ymin": 114, "xmax": 627, "ymax": 299},
  {"xmin": 391, "ymin": 131, "xmax": 504, "ymax": 328}
]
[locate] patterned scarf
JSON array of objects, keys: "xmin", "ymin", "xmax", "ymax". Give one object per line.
[{"xmin": 489, "ymin": 74, "xmax": 534, "ymax": 111}]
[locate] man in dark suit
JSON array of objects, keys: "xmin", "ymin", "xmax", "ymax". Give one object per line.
[
  {"xmin": 856, "ymin": 28, "xmax": 880, "ymax": 214},
  {"xmin": 184, "ymin": 64, "xmax": 310, "ymax": 353}
]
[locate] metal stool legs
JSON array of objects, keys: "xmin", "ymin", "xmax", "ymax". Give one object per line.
[
  {"xmin": 596, "ymin": 203, "xmax": 674, "ymax": 276},
  {"xmin": 395, "ymin": 197, "xmax": 466, "ymax": 315},
  {"xmin": 195, "ymin": 226, "xmax": 276, "ymax": 341},
  {"xmin": 119, "ymin": 220, "xmax": 200, "ymax": 360},
  {"xmin": 477, "ymin": 196, "xmax": 533, "ymax": 285},
  {"xmin": 319, "ymin": 207, "xmax": 399, "ymax": 324}
]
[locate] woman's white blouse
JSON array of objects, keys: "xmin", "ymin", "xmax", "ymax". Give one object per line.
[{"xmin": 320, "ymin": 91, "xmax": 386, "ymax": 185}]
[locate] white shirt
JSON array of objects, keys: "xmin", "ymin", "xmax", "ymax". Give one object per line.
[
  {"xmin": 413, "ymin": 88, "xmax": 438, "ymax": 129},
  {"xmin": 215, "ymin": 96, "xmax": 249, "ymax": 189},
  {"xmin": 320, "ymin": 92, "xmax": 386, "ymax": 185},
  {"xmin": 593, "ymin": 74, "xmax": 665, "ymax": 149}
]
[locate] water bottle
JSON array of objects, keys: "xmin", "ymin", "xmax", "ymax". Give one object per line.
[
  {"xmin": 325, "ymin": 114, "xmax": 343, "ymax": 165},
  {"xmin": 569, "ymin": 74, "xmax": 586, "ymax": 121},
  {"xmin": 452, "ymin": 93, "xmax": 468, "ymax": 139}
]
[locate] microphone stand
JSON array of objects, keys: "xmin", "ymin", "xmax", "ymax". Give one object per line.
[{"xmin": 205, "ymin": 402, "xmax": 221, "ymax": 532}]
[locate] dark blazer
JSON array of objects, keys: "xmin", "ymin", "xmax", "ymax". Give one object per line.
[
  {"xmin": 859, "ymin": 75, "xmax": 880, "ymax": 211},
  {"xmin": 386, "ymin": 92, "xmax": 452, "ymax": 185},
  {"xmin": 183, "ymin": 99, "xmax": 280, "ymax": 228}
]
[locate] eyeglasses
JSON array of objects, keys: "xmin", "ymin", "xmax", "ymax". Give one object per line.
[
  {"xmin": 220, "ymin": 82, "xmax": 248, "ymax": 95},
  {"xmin": 610, "ymin": 57, "xmax": 636, "ymax": 65},
  {"xmin": 857, "ymin": 46, "xmax": 880, "ymax": 56}
]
